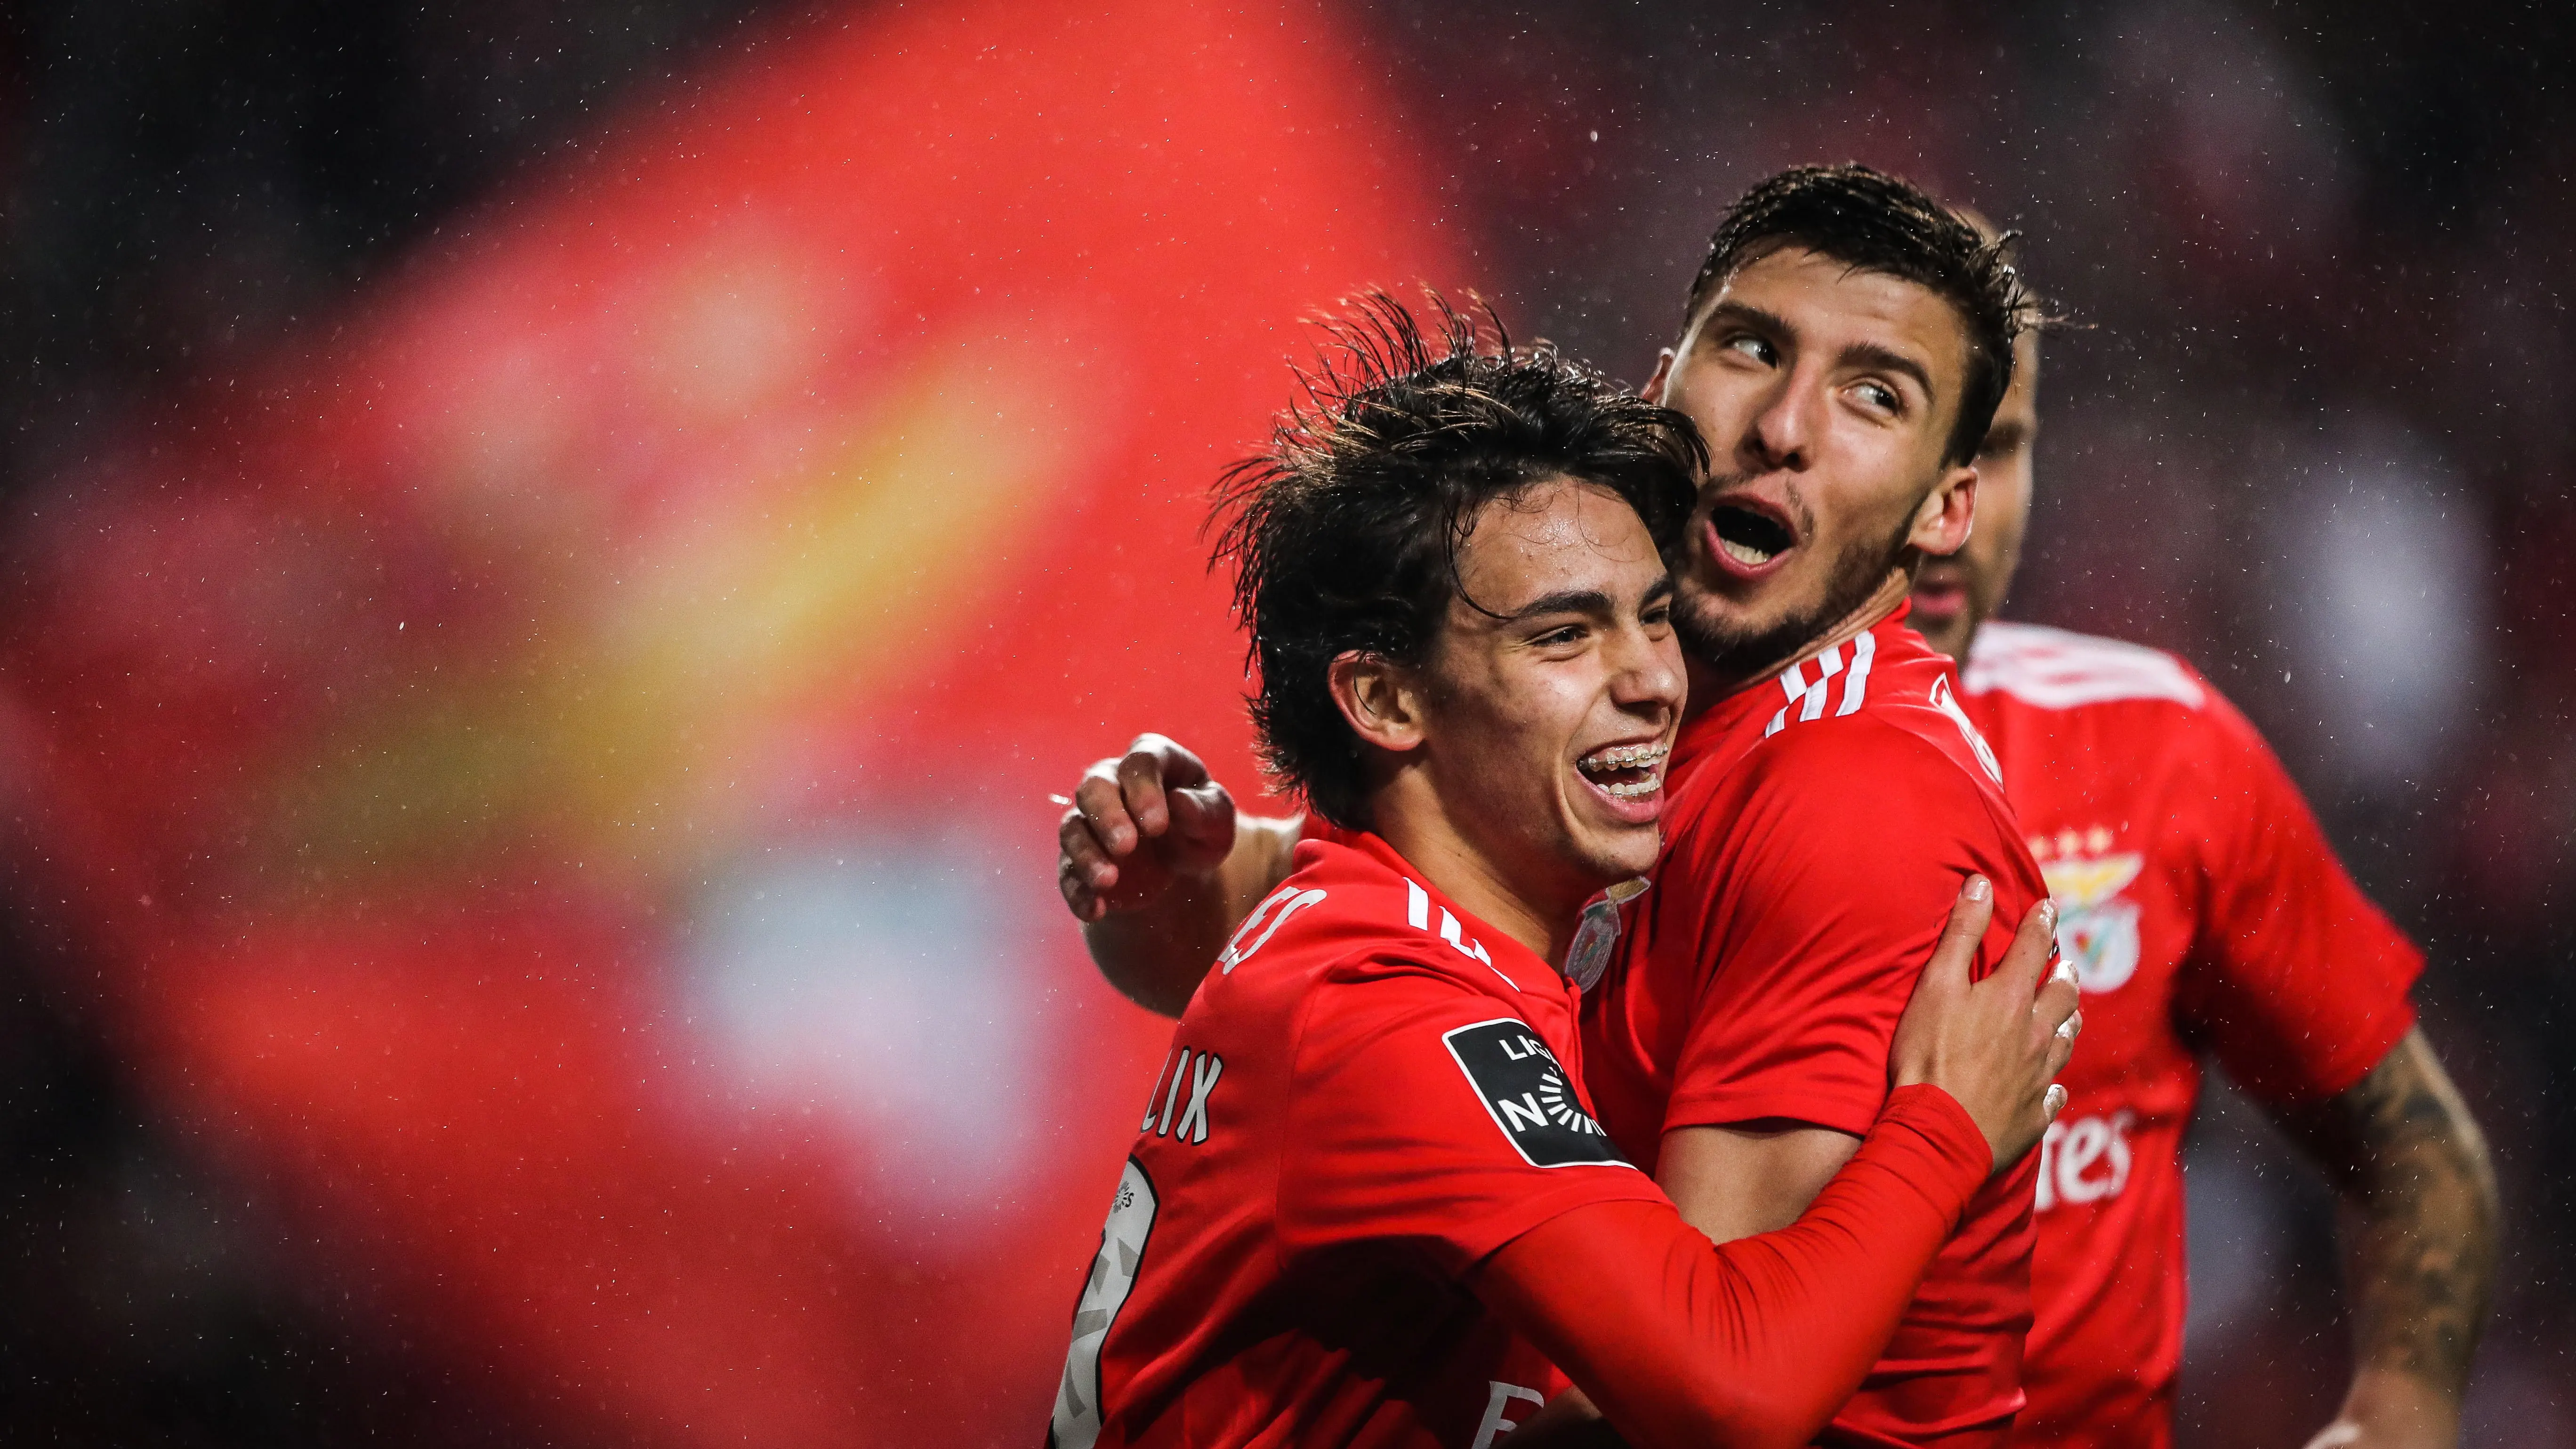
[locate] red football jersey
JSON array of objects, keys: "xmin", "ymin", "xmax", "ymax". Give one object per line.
[
  {"xmin": 1957, "ymin": 621, "xmax": 2422, "ymax": 1449},
  {"xmin": 1050, "ymin": 832, "xmax": 1661, "ymax": 1449},
  {"xmin": 1583, "ymin": 606, "xmax": 2053, "ymax": 1449}
]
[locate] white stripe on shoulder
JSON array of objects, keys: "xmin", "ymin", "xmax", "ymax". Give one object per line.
[
  {"xmin": 1961, "ymin": 620, "xmax": 2206, "ymax": 711},
  {"xmin": 1836, "ymin": 629, "xmax": 1875, "ymax": 716},
  {"xmin": 1765, "ymin": 638, "xmax": 1870, "ymax": 738}
]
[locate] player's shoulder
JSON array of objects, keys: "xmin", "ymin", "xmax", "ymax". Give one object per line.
[
  {"xmin": 1960, "ymin": 620, "xmax": 2212, "ymax": 715},
  {"xmin": 1743, "ymin": 621, "xmax": 2006, "ymax": 792},
  {"xmin": 1722, "ymin": 696, "xmax": 2008, "ymax": 864},
  {"xmin": 1961, "ymin": 620, "xmax": 2288, "ymax": 774},
  {"xmin": 1216, "ymin": 837, "xmax": 1536, "ymax": 998}
]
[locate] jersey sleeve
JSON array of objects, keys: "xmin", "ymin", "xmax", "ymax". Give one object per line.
[
  {"xmin": 1275, "ymin": 963, "xmax": 1666, "ymax": 1279},
  {"xmin": 1662, "ymin": 719, "xmax": 2044, "ymax": 1140},
  {"xmin": 2176, "ymin": 687, "xmax": 2422, "ymax": 1105},
  {"xmin": 1474, "ymin": 1086, "xmax": 1992, "ymax": 1449}
]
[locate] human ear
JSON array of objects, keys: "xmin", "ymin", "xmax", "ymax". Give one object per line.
[
  {"xmin": 1912, "ymin": 462, "xmax": 1979, "ymax": 559},
  {"xmin": 1641, "ymin": 348, "xmax": 1677, "ymax": 405},
  {"xmin": 1328, "ymin": 652, "xmax": 1428, "ymax": 754}
]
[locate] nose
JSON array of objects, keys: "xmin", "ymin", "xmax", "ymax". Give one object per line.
[
  {"xmin": 1741, "ymin": 369, "xmax": 1813, "ymax": 473},
  {"xmin": 1607, "ymin": 617, "xmax": 1686, "ymax": 721}
]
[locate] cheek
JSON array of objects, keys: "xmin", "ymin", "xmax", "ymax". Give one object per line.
[
  {"xmin": 1437, "ymin": 661, "xmax": 1547, "ymax": 754},
  {"xmin": 1801, "ymin": 471, "xmax": 1909, "ymax": 555},
  {"xmin": 1466, "ymin": 666, "xmax": 1590, "ymax": 764}
]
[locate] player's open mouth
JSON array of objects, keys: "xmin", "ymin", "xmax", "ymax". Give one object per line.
[
  {"xmin": 1704, "ymin": 501, "xmax": 1796, "ymax": 575},
  {"xmin": 1575, "ymin": 741, "xmax": 1669, "ymax": 802}
]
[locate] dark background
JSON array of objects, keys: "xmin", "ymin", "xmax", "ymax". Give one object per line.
[{"xmin": 4, "ymin": 1, "xmax": 2571, "ymax": 1443}]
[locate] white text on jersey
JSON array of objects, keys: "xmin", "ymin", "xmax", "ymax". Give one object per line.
[{"xmin": 1139, "ymin": 1046, "xmax": 1224, "ymax": 1145}]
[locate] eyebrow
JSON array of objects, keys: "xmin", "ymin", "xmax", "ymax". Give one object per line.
[
  {"xmin": 1705, "ymin": 299, "xmax": 1940, "ymax": 408},
  {"xmin": 1506, "ymin": 588, "xmax": 1616, "ymax": 621},
  {"xmin": 1835, "ymin": 341, "xmax": 1938, "ymax": 408},
  {"xmin": 1703, "ymin": 299, "xmax": 1792, "ymax": 346},
  {"xmin": 1505, "ymin": 573, "xmax": 1673, "ymax": 622}
]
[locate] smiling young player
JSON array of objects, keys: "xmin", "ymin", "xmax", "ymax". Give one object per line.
[{"xmin": 1044, "ymin": 298, "xmax": 2078, "ymax": 1449}]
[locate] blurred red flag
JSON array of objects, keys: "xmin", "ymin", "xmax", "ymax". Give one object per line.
[{"xmin": 0, "ymin": 0, "xmax": 1456, "ymax": 1442}]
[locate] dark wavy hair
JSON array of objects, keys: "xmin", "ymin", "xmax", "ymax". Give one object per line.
[
  {"xmin": 1683, "ymin": 163, "xmax": 2030, "ymax": 467},
  {"xmin": 1210, "ymin": 292, "xmax": 1706, "ymax": 831}
]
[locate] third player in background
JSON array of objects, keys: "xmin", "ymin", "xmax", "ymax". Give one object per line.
[{"xmin": 1908, "ymin": 261, "xmax": 2495, "ymax": 1449}]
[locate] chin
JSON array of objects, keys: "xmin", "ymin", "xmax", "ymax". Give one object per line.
[{"xmin": 1573, "ymin": 830, "xmax": 1660, "ymax": 887}]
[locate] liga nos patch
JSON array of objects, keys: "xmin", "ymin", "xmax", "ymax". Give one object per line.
[{"xmin": 1442, "ymin": 1019, "xmax": 1630, "ymax": 1169}]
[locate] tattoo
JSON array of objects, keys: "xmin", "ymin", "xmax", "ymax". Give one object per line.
[{"xmin": 2275, "ymin": 1027, "xmax": 2500, "ymax": 1399}]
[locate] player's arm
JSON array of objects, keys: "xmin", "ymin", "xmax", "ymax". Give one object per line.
[
  {"xmin": 2267, "ymin": 1029, "xmax": 2497, "ymax": 1449},
  {"xmin": 1476, "ymin": 886, "xmax": 2077, "ymax": 1449},
  {"xmin": 1652, "ymin": 1120, "xmax": 1859, "ymax": 1242},
  {"xmin": 1055, "ymin": 733, "xmax": 1303, "ymax": 1015},
  {"xmin": 2180, "ymin": 691, "xmax": 2496, "ymax": 1449}
]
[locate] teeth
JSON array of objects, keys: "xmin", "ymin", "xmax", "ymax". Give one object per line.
[
  {"xmin": 1579, "ymin": 742, "xmax": 1670, "ymax": 799},
  {"xmin": 1717, "ymin": 535, "xmax": 1776, "ymax": 566},
  {"xmin": 1579, "ymin": 742, "xmax": 1670, "ymax": 774}
]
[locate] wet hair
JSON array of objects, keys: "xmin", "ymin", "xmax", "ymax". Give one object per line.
[
  {"xmin": 1211, "ymin": 292, "xmax": 1705, "ymax": 831},
  {"xmin": 1682, "ymin": 163, "xmax": 2029, "ymax": 467}
]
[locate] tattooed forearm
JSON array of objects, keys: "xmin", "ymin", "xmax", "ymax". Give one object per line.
[{"xmin": 2276, "ymin": 1026, "xmax": 2500, "ymax": 1401}]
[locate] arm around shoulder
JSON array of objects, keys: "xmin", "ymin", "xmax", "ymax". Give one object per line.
[
  {"xmin": 1082, "ymin": 811, "xmax": 1303, "ymax": 1016},
  {"xmin": 1054, "ymin": 733, "xmax": 1304, "ymax": 1017}
]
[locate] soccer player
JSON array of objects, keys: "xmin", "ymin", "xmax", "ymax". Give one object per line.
[
  {"xmin": 1898, "ymin": 285, "xmax": 2497, "ymax": 1448},
  {"xmin": 1045, "ymin": 296, "xmax": 2080, "ymax": 1449},
  {"xmin": 1062, "ymin": 166, "xmax": 2058, "ymax": 1447}
]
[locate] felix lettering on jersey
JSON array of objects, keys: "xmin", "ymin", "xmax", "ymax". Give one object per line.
[
  {"xmin": 1140, "ymin": 1046, "xmax": 1225, "ymax": 1145},
  {"xmin": 1442, "ymin": 1019, "xmax": 1629, "ymax": 1169}
]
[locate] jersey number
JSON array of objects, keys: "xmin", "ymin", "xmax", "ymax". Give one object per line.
[{"xmin": 1049, "ymin": 1158, "xmax": 1158, "ymax": 1449}]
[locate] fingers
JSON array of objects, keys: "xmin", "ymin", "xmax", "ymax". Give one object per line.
[
  {"xmin": 1129, "ymin": 733, "xmax": 1213, "ymax": 791},
  {"xmin": 1114, "ymin": 749, "xmax": 1173, "ymax": 840},
  {"xmin": 1116, "ymin": 734, "xmax": 1218, "ymax": 837},
  {"xmin": 1164, "ymin": 776, "xmax": 1240, "ymax": 850},
  {"xmin": 2044, "ymin": 1083, "xmax": 2069, "ymax": 1120},
  {"xmin": 1058, "ymin": 808, "xmax": 1114, "ymax": 921},
  {"xmin": 1073, "ymin": 759, "xmax": 1142, "ymax": 856},
  {"xmin": 1919, "ymin": 875, "xmax": 1996, "ymax": 997},
  {"xmin": 1992, "ymin": 895, "xmax": 2061, "ymax": 999},
  {"xmin": 2031, "ymin": 971, "xmax": 2081, "ymax": 1039},
  {"xmin": 1057, "ymin": 737, "xmax": 1229, "ymax": 924}
]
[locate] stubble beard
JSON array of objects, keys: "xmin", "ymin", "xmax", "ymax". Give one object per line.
[{"xmin": 1672, "ymin": 509, "xmax": 1915, "ymax": 686}]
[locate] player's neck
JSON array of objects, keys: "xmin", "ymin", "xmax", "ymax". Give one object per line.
[
  {"xmin": 1368, "ymin": 792, "xmax": 1588, "ymax": 971},
  {"xmin": 1682, "ymin": 567, "xmax": 1912, "ymax": 720}
]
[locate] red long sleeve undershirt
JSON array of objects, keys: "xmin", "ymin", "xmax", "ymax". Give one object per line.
[{"xmin": 1470, "ymin": 1086, "xmax": 1993, "ymax": 1449}]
